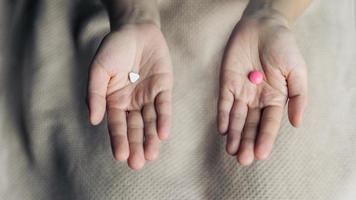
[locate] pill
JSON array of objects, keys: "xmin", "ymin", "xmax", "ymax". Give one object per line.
[
  {"xmin": 248, "ymin": 70, "xmax": 263, "ymax": 84},
  {"xmin": 129, "ymin": 72, "xmax": 140, "ymax": 83}
]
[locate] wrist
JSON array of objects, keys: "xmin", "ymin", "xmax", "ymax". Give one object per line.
[
  {"xmin": 241, "ymin": 7, "xmax": 291, "ymax": 29},
  {"xmin": 241, "ymin": 0, "xmax": 310, "ymax": 27},
  {"xmin": 104, "ymin": 0, "xmax": 161, "ymax": 31}
]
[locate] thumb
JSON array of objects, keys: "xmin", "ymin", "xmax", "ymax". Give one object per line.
[
  {"xmin": 287, "ymin": 64, "xmax": 308, "ymax": 128},
  {"xmin": 88, "ymin": 62, "xmax": 110, "ymax": 125}
]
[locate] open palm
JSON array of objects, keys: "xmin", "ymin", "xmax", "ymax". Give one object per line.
[
  {"xmin": 88, "ymin": 24, "xmax": 173, "ymax": 170},
  {"xmin": 218, "ymin": 17, "xmax": 308, "ymax": 165}
]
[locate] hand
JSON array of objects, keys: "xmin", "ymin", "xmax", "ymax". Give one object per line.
[
  {"xmin": 87, "ymin": 23, "xmax": 173, "ymax": 170},
  {"xmin": 218, "ymin": 11, "xmax": 307, "ymax": 166}
]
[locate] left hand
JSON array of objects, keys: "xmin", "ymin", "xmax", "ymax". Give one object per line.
[{"xmin": 218, "ymin": 10, "xmax": 308, "ymax": 166}]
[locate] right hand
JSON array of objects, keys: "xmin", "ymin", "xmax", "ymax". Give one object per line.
[{"xmin": 87, "ymin": 23, "xmax": 173, "ymax": 170}]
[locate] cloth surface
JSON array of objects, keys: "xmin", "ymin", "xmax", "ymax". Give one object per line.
[{"xmin": 1, "ymin": 0, "xmax": 356, "ymax": 199}]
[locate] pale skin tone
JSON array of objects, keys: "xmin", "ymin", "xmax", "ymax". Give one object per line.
[
  {"xmin": 218, "ymin": 0, "xmax": 311, "ymax": 165},
  {"xmin": 88, "ymin": 0, "xmax": 310, "ymax": 170},
  {"xmin": 88, "ymin": 0, "xmax": 173, "ymax": 170}
]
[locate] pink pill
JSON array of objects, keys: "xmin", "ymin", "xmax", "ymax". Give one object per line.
[{"xmin": 248, "ymin": 70, "xmax": 263, "ymax": 84}]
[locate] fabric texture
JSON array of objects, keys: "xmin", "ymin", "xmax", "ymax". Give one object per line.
[{"xmin": 1, "ymin": 0, "xmax": 356, "ymax": 199}]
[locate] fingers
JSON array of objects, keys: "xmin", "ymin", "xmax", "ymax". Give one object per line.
[
  {"xmin": 237, "ymin": 108, "xmax": 261, "ymax": 166},
  {"xmin": 127, "ymin": 111, "xmax": 145, "ymax": 170},
  {"xmin": 143, "ymin": 104, "xmax": 160, "ymax": 161},
  {"xmin": 255, "ymin": 106, "xmax": 283, "ymax": 160},
  {"xmin": 108, "ymin": 108, "xmax": 129, "ymax": 161},
  {"xmin": 155, "ymin": 90, "xmax": 172, "ymax": 140},
  {"xmin": 108, "ymin": 104, "xmax": 162, "ymax": 170},
  {"xmin": 226, "ymin": 100, "xmax": 248, "ymax": 155},
  {"xmin": 287, "ymin": 67, "xmax": 308, "ymax": 127},
  {"xmin": 218, "ymin": 89, "xmax": 234, "ymax": 134},
  {"xmin": 88, "ymin": 63, "xmax": 110, "ymax": 125}
]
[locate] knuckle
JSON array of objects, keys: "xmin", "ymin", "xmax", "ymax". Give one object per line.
[
  {"xmin": 144, "ymin": 116, "xmax": 156, "ymax": 123},
  {"xmin": 263, "ymin": 116, "xmax": 280, "ymax": 124},
  {"xmin": 244, "ymin": 122, "xmax": 259, "ymax": 130},
  {"xmin": 145, "ymin": 133, "xmax": 159, "ymax": 141},
  {"xmin": 241, "ymin": 137, "xmax": 255, "ymax": 144},
  {"xmin": 230, "ymin": 112, "xmax": 245, "ymax": 121}
]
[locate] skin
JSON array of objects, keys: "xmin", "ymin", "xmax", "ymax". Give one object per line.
[
  {"xmin": 218, "ymin": 0, "xmax": 311, "ymax": 166},
  {"xmin": 89, "ymin": 0, "xmax": 311, "ymax": 170},
  {"xmin": 88, "ymin": 0, "xmax": 173, "ymax": 170}
]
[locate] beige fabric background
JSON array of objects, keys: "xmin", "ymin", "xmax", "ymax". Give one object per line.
[{"xmin": 1, "ymin": 0, "xmax": 356, "ymax": 199}]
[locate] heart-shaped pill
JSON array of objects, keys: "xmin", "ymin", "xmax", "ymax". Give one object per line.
[
  {"xmin": 129, "ymin": 72, "xmax": 140, "ymax": 83},
  {"xmin": 248, "ymin": 70, "xmax": 263, "ymax": 84}
]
